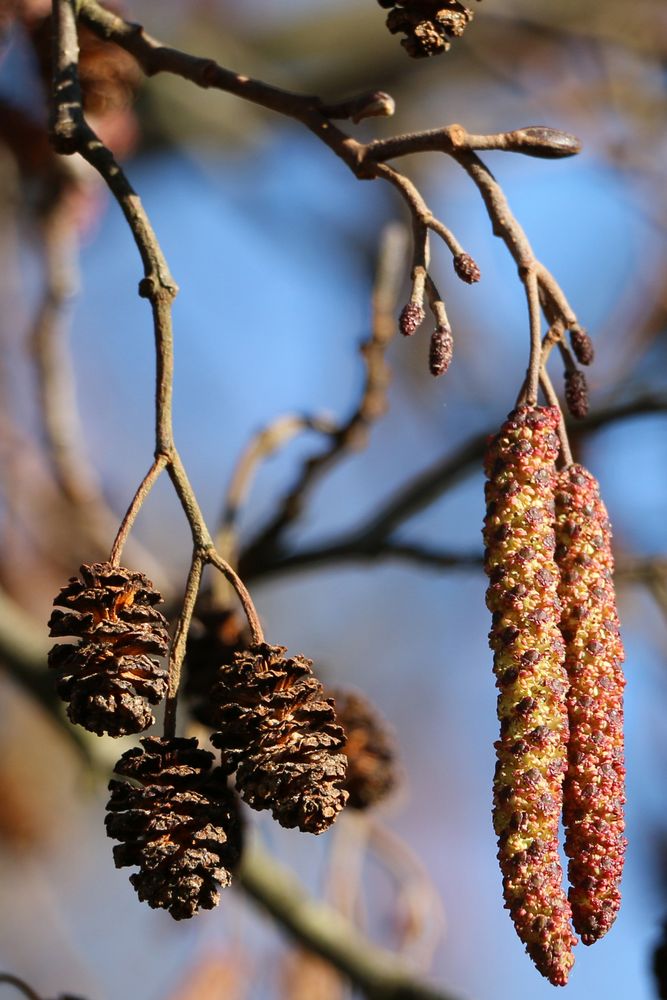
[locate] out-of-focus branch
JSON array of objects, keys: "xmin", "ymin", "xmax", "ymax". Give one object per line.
[
  {"xmin": 240, "ymin": 224, "xmax": 407, "ymax": 576},
  {"xmin": 244, "ymin": 393, "xmax": 667, "ymax": 581},
  {"xmin": 239, "ymin": 843, "xmax": 458, "ymax": 1000}
]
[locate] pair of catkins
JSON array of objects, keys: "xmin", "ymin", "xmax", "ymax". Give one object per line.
[
  {"xmin": 48, "ymin": 564, "xmax": 396, "ymax": 919},
  {"xmin": 484, "ymin": 405, "xmax": 626, "ymax": 985}
]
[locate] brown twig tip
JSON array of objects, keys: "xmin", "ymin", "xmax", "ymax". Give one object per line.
[
  {"xmin": 453, "ymin": 252, "xmax": 481, "ymax": 284},
  {"xmin": 429, "ymin": 325, "xmax": 453, "ymax": 377},
  {"xmin": 382, "ymin": 1, "xmax": 478, "ymax": 59},
  {"xmin": 565, "ymin": 369, "xmax": 590, "ymax": 419},
  {"xmin": 570, "ymin": 327, "xmax": 595, "ymax": 366},
  {"xmin": 399, "ymin": 302, "xmax": 426, "ymax": 336},
  {"xmin": 352, "ymin": 91, "xmax": 396, "ymax": 124},
  {"xmin": 504, "ymin": 127, "xmax": 582, "ymax": 160}
]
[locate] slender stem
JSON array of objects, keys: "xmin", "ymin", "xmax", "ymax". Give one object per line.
[
  {"xmin": 109, "ymin": 454, "xmax": 168, "ymax": 564},
  {"xmin": 206, "ymin": 549, "xmax": 264, "ymax": 645},
  {"xmin": 540, "ymin": 369, "xmax": 574, "ymax": 467},
  {"xmin": 163, "ymin": 551, "xmax": 204, "ymax": 738},
  {"xmin": 523, "ymin": 268, "xmax": 543, "ymax": 406}
]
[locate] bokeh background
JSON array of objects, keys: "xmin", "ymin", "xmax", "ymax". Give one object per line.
[{"xmin": 1, "ymin": 2, "xmax": 666, "ymax": 999}]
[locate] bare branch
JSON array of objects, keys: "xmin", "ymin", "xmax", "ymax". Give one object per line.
[{"xmin": 239, "ymin": 843, "xmax": 459, "ymax": 1000}]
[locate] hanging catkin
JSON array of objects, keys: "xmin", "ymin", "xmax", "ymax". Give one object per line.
[
  {"xmin": 555, "ymin": 464, "xmax": 626, "ymax": 944},
  {"xmin": 484, "ymin": 405, "xmax": 576, "ymax": 986}
]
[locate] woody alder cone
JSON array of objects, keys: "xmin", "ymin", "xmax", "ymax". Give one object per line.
[
  {"xmin": 106, "ymin": 737, "xmax": 243, "ymax": 919},
  {"xmin": 211, "ymin": 644, "xmax": 348, "ymax": 834},
  {"xmin": 48, "ymin": 562, "xmax": 168, "ymax": 736},
  {"xmin": 484, "ymin": 406, "xmax": 576, "ymax": 986},
  {"xmin": 332, "ymin": 689, "xmax": 398, "ymax": 810}
]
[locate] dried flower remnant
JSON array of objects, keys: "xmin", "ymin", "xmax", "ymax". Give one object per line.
[
  {"xmin": 332, "ymin": 689, "xmax": 398, "ymax": 810},
  {"xmin": 48, "ymin": 562, "xmax": 168, "ymax": 736},
  {"xmin": 564, "ymin": 369, "xmax": 589, "ymax": 419},
  {"xmin": 429, "ymin": 325, "xmax": 453, "ymax": 376},
  {"xmin": 211, "ymin": 644, "xmax": 348, "ymax": 834},
  {"xmin": 380, "ymin": 0, "xmax": 478, "ymax": 58},
  {"xmin": 555, "ymin": 464, "xmax": 626, "ymax": 944},
  {"xmin": 453, "ymin": 252, "xmax": 481, "ymax": 284},
  {"xmin": 483, "ymin": 405, "xmax": 576, "ymax": 986},
  {"xmin": 106, "ymin": 737, "xmax": 243, "ymax": 919}
]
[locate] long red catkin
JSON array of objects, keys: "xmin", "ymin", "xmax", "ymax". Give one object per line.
[
  {"xmin": 555, "ymin": 464, "xmax": 626, "ymax": 944},
  {"xmin": 484, "ymin": 405, "xmax": 576, "ymax": 986}
]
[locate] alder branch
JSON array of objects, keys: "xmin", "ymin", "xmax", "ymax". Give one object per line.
[
  {"xmin": 77, "ymin": 0, "xmax": 583, "ymax": 405},
  {"xmin": 50, "ymin": 0, "xmax": 265, "ymax": 713}
]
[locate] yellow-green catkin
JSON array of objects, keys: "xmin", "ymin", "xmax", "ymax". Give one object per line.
[
  {"xmin": 484, "ymin": 405, "xmax": 576, "ymax": 986},
  {"xmin": 555, "ymin": 464, "xmax": 626, "ymax": 944}
]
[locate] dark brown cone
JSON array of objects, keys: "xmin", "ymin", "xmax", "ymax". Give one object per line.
[
  {"xmin": 332, "ymin": 689, "xmax": 398, "ymax": 810},
  {"xmin": 106, "ymin": 736, "xmax": 243, "ymax": 920},
  {"xmin": 183, "ymin": 608, "xmax": 251, "ymax": 728},
  {"xmin": 211, "ymin": 644, "xmax": 348, "ymax": 834},
  {"xmin": 429, "ymin": 325, "xmax": 453, "ymax": 376},
  {"xmin": 383, "ymin": 1, "xmax": 476, "ymax": 58},
  {"xmin": 399, "ymin": 302, "xmax": 425, "ymax": 336},
  {"xmin": 569, "ymin": 328, "xmax": 594, "ymax": 366},
  {"xmin": 564, "ymin": 369, "xmax": 589, "ymax": 419},
  {"xmin": 453, "ymin": 252, "xmax": 481, "ymax": 284},
  {"xmin": 48, "ymin": 562, "xmax": 169, "ymax": 736}
]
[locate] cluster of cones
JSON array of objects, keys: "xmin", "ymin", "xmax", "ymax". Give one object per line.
[{"xmin": 48, "ymin": 568, "xmax": 398, "ymax": 919}]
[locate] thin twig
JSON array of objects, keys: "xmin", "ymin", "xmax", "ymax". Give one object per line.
[
  {"xmin": 109, "ymin": 454, "xmax": 167, "ymax": 565},
  {"xmin": 244, "ymin": 394, "xmax": 667, "ymax": 581},
  {"xmin": 539, "ymin": 369, "xmax": 574, "ymax": 467},
  {"xmin": 240, "ymin": 225, "xmax": 407, "ymax": 575},
  {"xmin": 163, "ymin": 551, "xmax": 204, "ymax": 738}
]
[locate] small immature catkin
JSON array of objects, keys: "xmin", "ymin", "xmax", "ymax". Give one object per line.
[
  {"xmin": 211, "ymin": 644, "xmax": 348, "ymax": 834},
  {"xmin": 564, "ymin": 369, "xmax": 589, "ymax": 419},
  {"xmin": 453, "ymin": 252, "xmax": 481, "ymax": 284},
  {"xmin": 484, "ymin": 405, "xmax": 576, "ymax": 986},
  {"xmin": 569, "ymin": 328, "xmax": 594, "ymax": 366},
  {"xmin": 429, "ymin": 325, "xmax": 453, "ymax": 376},
  {"xmin": 399, "ymin": 302, "xmax": 425, "ymax": 336},
  {"xmin": 555, "ymin": 464, "xmax": 626, "ymax": 944}
]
